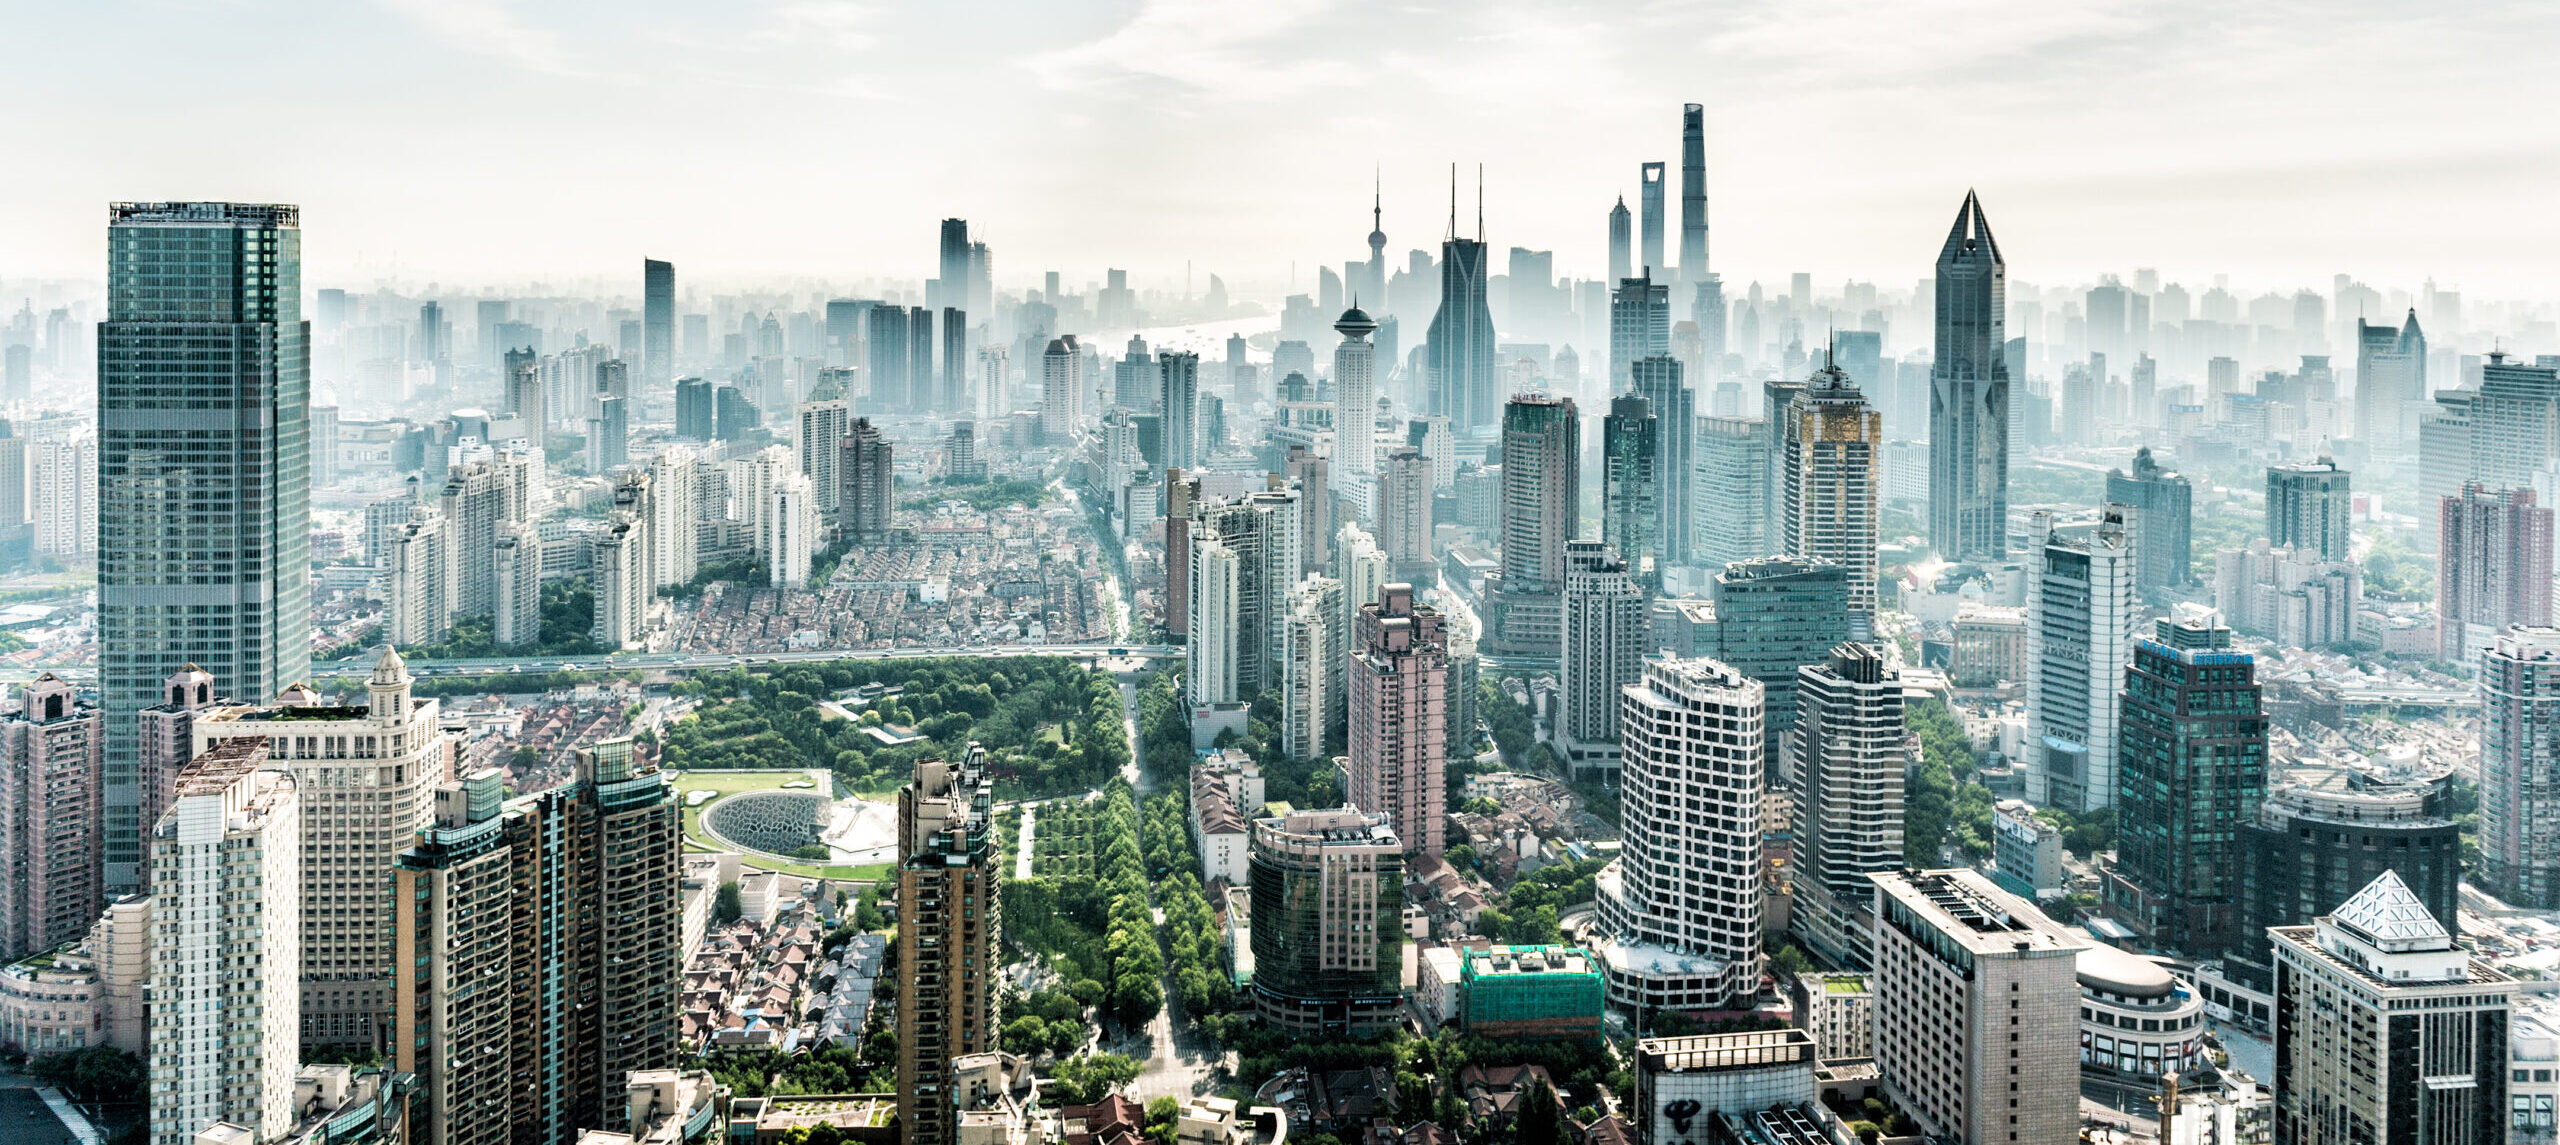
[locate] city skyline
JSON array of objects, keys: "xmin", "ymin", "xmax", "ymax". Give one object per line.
[{"xmin": 4, "ymin": 4, "xmax": 2557, "ymax": 293}]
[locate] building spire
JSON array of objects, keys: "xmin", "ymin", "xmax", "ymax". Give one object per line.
[
  {"xmin": 1447, "ymin": 162, "xmax": 1457, "ymax": 243},
  {"xmin": 1476, "ymin": 163, "xmax": 1485, "ymax": 241}
]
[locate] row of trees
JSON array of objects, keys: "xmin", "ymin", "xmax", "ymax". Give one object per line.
[
  {"xmin": 1143, "ymin": 789, "xmax": 1233, "ymax": 1020},
  {"xmin": 1093, "ymin": 784, "xmax": 1166, "ymax": 1028}
]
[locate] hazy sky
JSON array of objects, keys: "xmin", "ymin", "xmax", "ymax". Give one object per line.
[{"xmin": 6, "ymin": 1, "xmax": 2556, "ymax": 298}]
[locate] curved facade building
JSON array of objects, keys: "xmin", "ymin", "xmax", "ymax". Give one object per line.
[
  {"xmin": 2076, "ymin": 944, "xmax": 2205, "ymax": 1081},
  {"xmin": 1247, "ymin": 809, "xmax": 1405, "ymax": 1036},
  {"xmin": 2225, "ymin": 777, "xmax": 2460, "ymax": 996},
  {"xmin": 1593, "ymin": 656, "xmax": 1765, "ymax": 1012}
]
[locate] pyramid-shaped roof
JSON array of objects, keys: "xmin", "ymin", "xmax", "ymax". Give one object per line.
[{"xmin": 2330, "ymin": 869, "xmax": 2449, "ymax": 952}]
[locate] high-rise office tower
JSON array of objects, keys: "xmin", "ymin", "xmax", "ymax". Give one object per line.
[
  {"xmin": 2105, "ymin": 607, "xmax": 2265, "ymax": 958},
  {"xmin": 765, "ymin": 472, "xmax": 820, "ymax": 588},
  {"xmin": 797, "ymin": 396, "xmax": 850, "ymax": 513},
  {"xmin": 936, "ymin": 218, "xmax": 970, "ymax": 313},
  {"xmin": 837, "ymin": 417, "xmax": 893, "ymax": 543},
  {"xmin": 588, "ymin": 394, "xmax": 628, "ymax": 472},
  {"xmin": 1427, "ymin": 222, "xmax": 1497, "ymax": 434},
  {"xmin": 976, "ymin": 346, "xmax": 1010, "ymax": 418},
  {"xmin": 2027, "ymin": 507, "xmax": 2137, "ymax": 812},
  {"xmin": 1779, "ymin": 359, "xmax": 1882, "ymax": 634},
  {"xmin": 1761, "ymin": 375, "xmax": 1806, "ymax": 546},
  {"xmin": 492, "ymin": 522, "xmax": 541, "ymax": 648},
  {"xmin": 2105, "ymin": 446, "xmax": 2194, "ymax": 597},
  {"xmin": 1348, "ymin": 583, "xmax": 1449, "ymax": 857},
  {"xmin": 1248, "ymin": 808, "xmax": 1405, "ymax": 1035},
  {"xmin": 1484, "ymin": 394, "xmax": 1579, "ymax": 657},
  {"xmin": 1114, "ymin": 335, "xmax": 1157, "ymax": 412},
  {"xmin": 2354, "ymin": 309, "xmax": 2426, "ymax": 451},
  {"xmin": 942, "ymin": 307, "xmax": 967, "ymax": 410},
  {"xmin": 1611, "ymin": 273, "xmax": 1673, "ymax": 395},
  {"xmin": 2269, "ymin": 872, "xmax": 2511, "ymax": 1145},
  {"xmin": 1600, "ymin": 395, "xmax": 1658, "ymax": 578},
  {"xmin": 2266, "ymin": 454, "xmax": 2353, "ymax": 563},
  {"xmin": 1593, "ymin": 656, "xmax": 1766, "ymax": 1010},
  {"xmin": 192, "ymin": 647, "xmax": 451, "ymax": 1051},
  {"xmin": 676, "ymin": 377, "xmax": 714, "ymax": 440},
  {"xmin": 1332, "ymin": 306, "xmax": 1378, "ymax": 490},
  {"xmin": 897, "ymin": 745, "xmax": 1000, "ymax": 1145},
  {"xmin": 908, "ymin": 306, "xmax": 937, "ymax": 411},
  {"xmin": 1868, "ymin": 869, "xmax": 2087, "ymax": 1145},
  {"xmin": 396, "ymin": 736, "xmax": 679, "ymax": 1145},
  {"xmin": 649, "ymin": 446, "xmax": 699, "ymax": 590},
  {"xmin": 1711, "ymin": 556, "xmax": 1851, "ymax": 774},
  {"xmin": 2227, "ymin": 776, "xmax": 2461, "ymax": 996},
  {"xmin": 1695, "ymin": 414, "xmax": 1768, "ymax": 571},
  {"xmin": 2437, "ymin": 483, "xmax": 2552, "ymax": 662},
  {"xmin": 1927, "ymin": 192, "xmax": 2009, "ymax": 562},
  {"xmin": 1160, "ymin": 349, "xmax": 1200, "ymax": 471},
  {"xmin": 1164, "ymin": 472, "xmax": 1197, "ymax": 639},
  {"xmin": 1607, "ymin": 196, "xmax": 1633, "ymax": 286},
  {"xmin": 1375, "ymin": 448, "xmax": 1434, "ymax": 584},
  {"xmin": 1557, "ymin": 541, "xmax": 1647, "ymax": 778},
  {"xmin": 1789, "ymin": 644, "xmax": 1904, "ymax": 970},
  {"xmin": 2480, "ymin": 627, "xmax": 2560, "ymax": 909},
  {"xmin": 1638, "ymin": 161, "xmax": 1666, "ymax": 275},
  {"xmin": 100, "ymin": 201, "xmax": 311, "ymax": 895},
  {"xmin": 867, "ymin": 305, "xmax": 910, "ymax": 412},
  {"xmin": 1679, "ymin": 103, "xmax": 1707, "ymax": 281},
  {"xmin": 1187, "ymin": 539, "xmax": 1242, "ymax": 707},
  {"xmin": 643, "ymin": 258, "xmax": 673, "ymax": 393},
  {"xmin": 1280, "ymin": 576, "xmax": 1340, "ymax": 763},
  {"xmin": 148, "ymin": 738, "xmax": 300, "ymax": 1145},
  {"xmin": 1041, "ymin": 336, "xmax": 1081, "ymax": 442},
  {"xmin": 0, "ymin": 674, "xmax": 100, "ymax": 960},
  {"xmin": 1188, "ymin": 489, "xmax": 1302, "ymax": 697}
]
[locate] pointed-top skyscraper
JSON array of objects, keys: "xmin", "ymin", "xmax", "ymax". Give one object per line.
[
  {"xmin": 1366, "ymin": 172, "xmax": 1388, "ymax": 305},
  {"xmin": 1928, "ymin": 191, "xmax": 2009, "ymax": 562},
  {"xmin": 1608, "ymin": 196, "xmax": 1633, "ymax": 286},
  {"xmin": 1426, "ymin": 166, "xmax": 1497, "ymax": 436}
]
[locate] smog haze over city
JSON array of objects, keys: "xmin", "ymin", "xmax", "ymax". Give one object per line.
[{"xmin": 11, "ymin": 6, "xmax": 2560, "ymax": 1145}]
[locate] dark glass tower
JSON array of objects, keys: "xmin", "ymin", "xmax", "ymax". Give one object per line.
[
  {"xmin": 100, "ymin": 202, "xmax": 310, "ymax": 893},
  {"xmin": 1427, "ymin": 234, "xmax": 1496, "ymax": 435},
  {"xmin": 2105, "ymin": 609, "xmax": 2265, "ymax": 957},
  {"xmin": 1601, "ymin": 394, "xmax": 1657, "ymax": 579},
  {"xmin": 1608, "ymin": 196, "xmax": 1632, "ymax": 286},
  {"xmin": 642, "ymin": 258, "xmax": 672, "ymax": 392},
  {"xmin": 1632, "ymin": 356, "xmax": 1693, "ymax": 568},
  {"xmin": 1928, "ymin": 191, "xmax": 2009, "ymax": 561}
]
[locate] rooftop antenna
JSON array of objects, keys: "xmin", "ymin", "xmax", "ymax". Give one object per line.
[
  {"xmin": 1476, "ymin": 163, "xmax": 1485, "ymax": 241},
  {"xmin": 1447, "ymin": 163, "xmax": 1457, "ymax": 243}
]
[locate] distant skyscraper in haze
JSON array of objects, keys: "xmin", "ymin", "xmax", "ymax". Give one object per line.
[
  {"xmin": 1638, "ymin": 161, "xmax": 1666, "ymax": 274},
  {"xmin": 1610, "ymin": 272, "xmax": 1671, "ymax": 389},
  {"xmin": 676, "ymin": 376, "xmax": 713, "ymax": 440},
  {"xmin": 2267, "ymin": 454, "xmax": 2354, "ymax": 563},
  {"xmin": 1332, "ymin": 305, "xmax": 1379, "ymax": 492},
  {"xmin": 1365, "ymin": 179, "xmax": 1389, "ymax": 305},
  {"xmin": 868, "ymin": 305, "xmax": 910, "ymax": 414},
  {"xmin": 1607, "ymin": 196, "xmax": 1633, "ymax": 286},
  {"xmin": 1160, "ymin": 350, "xmax": 1200, "ymax": 471},
  {"xmin": 1695, "ymin": 414, "xmax": 1768, "ymax": 570},
  {"xmin": 2355, "ymin": 309, "xmax": 2426, "ymax": 452},
  {"xmin": 1041, "ymin": 336, "xmax": 1081, "ymax": 441},
  {"xmin": 2106, "ymin": 446, "xmax": 2194, "ymax": 596},
  {"xmin": 1427, "ymin": 183, "xmax": 1497, "ymax": 435},
  {"xmin": 643, "ymin": 258, "xmax": 672, "ymax": 393},
  {"xmin": 100, "ymin": 201, "xmax": 311, "ymax": 894},
  {"xmin": 1679, "ymin": 102, "xmax": 1707, "ymax": 281},
  {"xmin": 936, "ymin": 218, "xmax": 969, "ymax": 313},
  {"xmin": 1928, "ymin": 191, "xmax": 2009, "ymax": 562},
  {"xmin": 1631, "ymin": 356, "xmax": 1694, "ymax": 569}
]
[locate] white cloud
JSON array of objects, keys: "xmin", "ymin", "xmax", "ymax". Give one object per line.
[
  {"xmin": 755, "ymin": 1, "xmax": 878, "ymax": 51},
  {"xmin": 1023, "ymin": 0, "xmax": 1355, "ymax": 103},
  {"xmin": 374, "ymin": 0, "xmax": 589, "ymax": 77}
]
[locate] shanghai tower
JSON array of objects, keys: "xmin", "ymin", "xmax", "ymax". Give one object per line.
[
  {"xmin": 99, "ymin": 202, "xmax": 312, "ymax": 893},
  {"xmin": 1928, "ymin": 191, "xmax": 2009, "ymax": 561},
  {"xmin": 1679, "ymin": 103, "xmax": 1707, "ymax": 282}
]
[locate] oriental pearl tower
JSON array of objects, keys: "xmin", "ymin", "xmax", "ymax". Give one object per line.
[{"xmin": 1365, "ymin": 171, "xmax": 1388, "ymax": 306}]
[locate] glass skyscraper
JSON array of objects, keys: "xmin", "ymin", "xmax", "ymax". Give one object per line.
[{"xmin": 100, "ymin": 201, "xmax": 311, "ymax": 893}]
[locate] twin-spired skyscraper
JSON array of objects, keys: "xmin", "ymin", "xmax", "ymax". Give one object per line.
[
  {"xmin": 100, "ymin": 202, "xmax": 312, "ymax": 893},
  {"xmin": 1928, "ymin": 191, "xmax": 2010, "ymax": 562}
]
